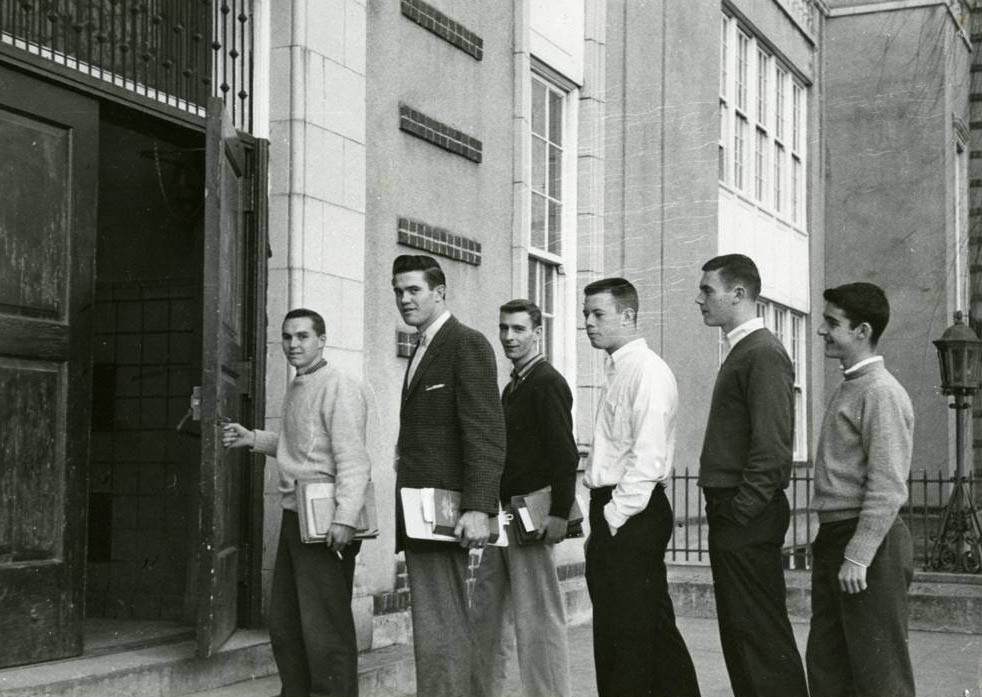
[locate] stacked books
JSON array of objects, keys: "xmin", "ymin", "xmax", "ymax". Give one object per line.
[
  {"xmin": 296, "ymin": 478, "xmax": 379, "ymax": 544},
  {"xmin": 510, "ymin": 485, "xmax": 585, "ymax": 545},
  {"xmin": 401, "ymin": 487, "xmax": 509, "ymax": 546}
]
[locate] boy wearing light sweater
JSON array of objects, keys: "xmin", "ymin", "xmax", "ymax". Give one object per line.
[
  {"xmin": 223, "ymin": 308, "xmax": 370, "ymax": 697},
  {"xmin": 807, "ymin": 283, "xmax": 915, "ymax": 697}
]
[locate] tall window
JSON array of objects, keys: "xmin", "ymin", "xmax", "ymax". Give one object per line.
[
  {"xmin": 719, "ymin": 14, "xmax": 808, "ymax": 230},
  {"xmin": 529, "ymin": 72, "xmax": 569, "ymax": 362},
  {"xmin": 754, "ymin": 300, "xmax": 808, "ymax": 461}
]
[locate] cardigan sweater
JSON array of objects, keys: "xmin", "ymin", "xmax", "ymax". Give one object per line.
[
  {"xmin": 813, "ymin": 360, "xmax": 914, "ymax": 566},
  {"xmin": 698, "ymin": 328, "xmax": 794, "ymax": 524},
  {"xmin": 253, "ymin": 363, "xmax": 371, "ymax": 527},
  {"xmin": 500, "ymin": 360, "xmax": 579, "ymax": 518}
]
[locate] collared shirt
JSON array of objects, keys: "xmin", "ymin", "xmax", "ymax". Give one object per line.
[
  {"xmin": 507, "ymin": 352, "xmax": 545, "ymax": 394},
  {"xmin": 584, "ymin": 338, "xmax": 678, "ymax": 531},
  {"xmin": 725, "ymin": 316, "xmax": 766, "ymax": 351},
  {"xmin": 842, "ymin": 355, "xmax": 884, "ymax": 376},
  {"xmin": 406, "ymin": 309, "xmax": 451, "ymax": 386},
  {"xmin": 295, "ymin": 357, "xmax": 327, "ymax": 378}
]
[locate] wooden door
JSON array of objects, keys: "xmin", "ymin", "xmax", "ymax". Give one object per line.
[
  {"xmin": 195, "ymin": 98, "xmax": 250, "ymax": 656},
  {"xmin": 0, "ymin": 64, "xmax": 98, "ymax": 667}
]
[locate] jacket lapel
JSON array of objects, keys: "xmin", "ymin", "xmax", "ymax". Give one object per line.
[{"xmin": 404, "ymin": 316, "xmax": 456, "ymax": 402}]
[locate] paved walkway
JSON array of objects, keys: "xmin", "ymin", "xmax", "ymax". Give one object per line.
[{"xmin": 497, "ymin": 617, "xmax": 982, "ymax": 697}]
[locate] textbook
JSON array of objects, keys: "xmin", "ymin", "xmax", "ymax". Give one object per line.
[
  {"xmin": 510, "ymin": 485, "xmax": 585, "ymax": 545},
  {"xmin": 296, "ymin": 477, "xmax": 379, "ymax": 543},
  {"xmin": 400, "ymin": 487, "xmax": 509, "ymax": 546}
]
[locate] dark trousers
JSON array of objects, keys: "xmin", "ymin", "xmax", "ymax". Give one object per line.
[
  {"xmin": 269, "ymin": 510, "xmax": 360, "ymax": 697},
  {"xmin": 404, "ymin": 544, "xmax": 474, "ymax": 697},
  {"xmin": 806, "ymin": 517, "xmax": 915, "ymax": 697},
  {"xmin": 706, "ymin": 489, "xmax": 807, "ymax": 697},
  {"xmin": 585, "ymin": 485, "xmax": 701, "ymax": 697}
]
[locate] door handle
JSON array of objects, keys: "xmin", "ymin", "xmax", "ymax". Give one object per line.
[{"xmin": 176, "ymin": 386, "xmax": 202, "ymax": 432}]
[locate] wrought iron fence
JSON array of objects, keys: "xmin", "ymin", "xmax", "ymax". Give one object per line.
[
  {"xmin": 666, "ymin": 468, "xmax": 982, "ymax": 574},
  {"xmin": 0, "ymin": 0, "xmax": 253, "ymax": 131}
]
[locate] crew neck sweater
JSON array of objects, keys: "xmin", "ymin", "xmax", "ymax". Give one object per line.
[
  {"xmin": 813, "ymin": 360, "xmax": 914, "ymax": 566},
  {"xmin": 698, "ymin": 328, "xmax": 794, "ymax": 524},
  {"xmin": 253, "ymin": 364, "xmax": 371, "ymax": 526}
]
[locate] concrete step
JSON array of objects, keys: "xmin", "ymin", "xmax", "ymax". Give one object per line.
[
  {"xmin": 0, "ymin": 630, "xmax": 275, "ymax": 697},
  {"xmin": 185, "ymin": 643, "xmax": 416, "ymax": 697}
]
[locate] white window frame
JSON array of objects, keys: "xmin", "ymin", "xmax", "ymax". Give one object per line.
[
  {"xmin": 754, "ymin": 299, "xmax": 809, "ymax": 462},
  {"xmin": 528, "ymin": 66, "xmax": 577, "ymax": 372},
  {"xmin": 719, "ymin": 14, "xmax": 808, "ymax": 232}
]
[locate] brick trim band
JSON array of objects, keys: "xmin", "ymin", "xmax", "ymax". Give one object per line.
[
  {"xmin": 397, "ymin": 216, "xmax": 482, "ymax": 266},
  {"xmin": 399, "ymin": 103, "xmax": 483, "ymax": 163},
  {"xmin": 400, "ymin": 0, "xmax": 483, "ymax": 60}
]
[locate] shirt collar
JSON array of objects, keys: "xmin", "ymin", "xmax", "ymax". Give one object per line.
[
  {"xmin": 842, "ymin": 355, "xmax": 883, "ymax": 376},
  {"xmin": 726, "ymin": 317, "xmax": 765, "ymax": 349},
  {"xmin": 418, "ymin": 310, "xmax": 451, "ymax": 346},
  {"xmin": 608, "ymin": 337, "xmax": 648, "ymax": 366},
  {"xmin": 512, "ymin": 353, "xmax": 545, "ymax": 381},
  {"xmin": 295, "ymin": 357, "xmax": 327, "ymax": 377}
]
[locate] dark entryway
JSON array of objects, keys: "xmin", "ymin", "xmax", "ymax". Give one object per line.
[{"xmin": 0, "ymin": 61, "xmax": 268, "ymax": 669}]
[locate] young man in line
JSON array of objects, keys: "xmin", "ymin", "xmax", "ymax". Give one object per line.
[
  {"xmin": 469, "ymin": 299, "xmax": 578, "ymax": 697},
  {"xmin": 391, "ymin": 254, "xmax": 505, "ymax": 697},
  {"xmin": 695, "ymin": 254, "xmax": 808, "ymax": 697},
  {"xmin": 807, "ymin": 282, "xmax": 915, "ymax": 697},
  {"xmin": 582, "ymin": 277, "xmax": 701, "ymax": 697},
  {"xmin": 223, "ymin": 308, "xmax": 371, "ymax": 697}
]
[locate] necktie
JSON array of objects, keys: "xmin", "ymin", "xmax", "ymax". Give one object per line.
[{"xmin": 406, "ymin": 332, "xmax": 428, "ymax": 386}]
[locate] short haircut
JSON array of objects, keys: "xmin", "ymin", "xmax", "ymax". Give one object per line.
[
  {"xmin": 583, "ymin": 277, "xmax": 639, "ymax": 315},
  {"xmin": 499, "ymin": 299, "xmax": 542, "ymax": 328},
  {"xmin": 823, "ymin": 282, "xmax": 890, "ymax": 345},
  {"xmin": 283, "ymin": 308, "xmax": 325, "ymax": 337},
  {"xmin": 392, "ymin": 254, "xmax": 446, "ymax": 289},
  {"xmin": 702, "ymin": 254, "xmax": 762, "ymax": 300}
]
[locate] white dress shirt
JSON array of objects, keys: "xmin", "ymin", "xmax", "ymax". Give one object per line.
[
  {"xmin": 725, "ymin": 316, "xmax": 765, "ymax": 351},
  {"xmin": 842, "ymin": 355, "xmax": 883, "ymax": 376},
  {"xmin": 584, "ymin": 338, "xmax": 679, "ymax": 531},
  {"xmin": 407, "ymin": 309, "xmax": 451, "ymax": 385}
]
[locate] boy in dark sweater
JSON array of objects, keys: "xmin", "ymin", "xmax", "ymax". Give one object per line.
[
  {"xmin": 696, "ymin": 254, "xmax": 807, "ymax": 697},
  {"xmin": 469, "ymin": 299, "xmax": 577, "ymax": 697},
  {"xmin": 807, "ymin": 282, "xmax": 915, "ymax": 697}
]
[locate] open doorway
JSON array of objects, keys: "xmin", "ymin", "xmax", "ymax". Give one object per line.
[{"xmin": 85, "ymin": 104, "xmax": 205, "ymax": 645}]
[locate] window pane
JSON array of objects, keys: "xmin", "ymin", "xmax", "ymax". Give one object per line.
[
  {"xmin": 755, "ymin": 128, "xmax": 766, "ymax": 202},
  {"xmin": 757, "ymin": 50, "xmax": 768, "ymax": 124},
  {"xmin": 548, "ymin": 200, "xmax": 562, "ymax": 255},
  {"xmin": 719, "ymin": 101, "xmax": 727, "ymax": 182},
  {"xmin": 543, "ymin": 263, "xmax": 555, "ymax": 311},
  {"xmin": 532, "ymin": 80, "xmax": 546, "ymax": 137},
  {"xmin": 549, "ymin": 89, "xmax": 563, "ymax": 146},
  {"xmin": 734, "ymin": 116, "xmax": 747, "ymax": 189},
  {"xmin": 792, "ymin": 156, "xmax": 801, "ymax": 223},
  {"xmin": 775, "ymin": 68, "xmax": 786, "ymax": 140},
  {"xmin": 548, "ymin": 145, "xmax": 562, "ymax": 200},
  {"xmin": 736, "ymin": 32, "xmax": 748, "ymax": 111},
  {"xmin": 532, "ymin": 137, "xmax": 546, "ymax": 193},
  {"xmin": 774, "ymin": 142, "xmax": 784, "ymax": 212},
  {"xmin": 544, "ymin": 316, "xmax": 553, "ymax": 362},
  {"xmin": 528, "ymin": 262, "xmax": 537, "ymax": 304},
  {"xmin": 792, "ymin": 83, "xmax": 801, "ymax": 152},
  {"xmin": 531, "ymin": 193, "xmax": 546, "ymax": 249},
  {"xmin": 720, "ymin": 15, "xmax": 728, "ymax": 98}
]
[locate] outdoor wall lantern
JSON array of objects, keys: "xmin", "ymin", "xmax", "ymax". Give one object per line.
[{"xmin": 930, "ymin": 311, "xmax": 982, "ymax": 573}]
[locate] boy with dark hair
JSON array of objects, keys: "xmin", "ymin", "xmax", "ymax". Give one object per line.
[
  {"xmin": 469, "ymin": 298, "xmax": 577, "ymax": 697},
  {"xmin": 223, "ymin": 308, "xmax": 370, "ymax": 697},
  {"xmin": 807, "ymin": 282, "xmax": 915, "ymax": 697}
]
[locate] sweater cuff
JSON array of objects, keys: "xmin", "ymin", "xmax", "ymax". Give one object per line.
[
  {"xmin": 843, "ymin": 517, "xmax": 893, "ymax": 567},
  {"xmin": 252, "ymin": 429, "xmax": 279, "ymax": 456}
]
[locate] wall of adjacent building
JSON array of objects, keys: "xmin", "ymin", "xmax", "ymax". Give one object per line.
[{"xmin": 823, "ymin": 3, "xmax": 972, "ymax": 475}]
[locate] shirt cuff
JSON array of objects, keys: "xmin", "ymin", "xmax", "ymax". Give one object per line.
[{"xmin": 603, "ymin": 502, "xmax": 628, "ymax": 532}]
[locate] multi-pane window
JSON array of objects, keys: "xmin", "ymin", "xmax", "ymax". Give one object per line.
[
  {"xmin": 719, "ymin": 14, "xmax": 807, "ymax": 230},
  {"xmin": 756, "ymin": 300, "xmax": 808, "ymax": 461},
  {"xmin": 529, "ymin": 72, "xmax": 569, "ymax": 363}
]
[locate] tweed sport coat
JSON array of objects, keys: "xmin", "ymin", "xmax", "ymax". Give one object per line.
[{"xmin": 395, "ymin": 315, "xmax": 505, "ymax": 550}]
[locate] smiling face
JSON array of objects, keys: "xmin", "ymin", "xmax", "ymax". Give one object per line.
[
  {"xmin": 392, "ymin": 270, "xmax": 445, "ymax": 330},
  {"xmin": 696, "ymin": 269, "xmax": 740, "ymax": 331},
  {"xmin": 583, "ymin": 291, "xmax": 633, "ymax": 354},
  {"xmin": 499, "ymin": 310, "xmax": 541, "ymax": 366},
  {"xmin": 281, "ymin": 316, "xmax": 326, "ymax": 371},
  {"xmin": 817, "ymin": 301, "xmax": 871, "ymax": 368}
]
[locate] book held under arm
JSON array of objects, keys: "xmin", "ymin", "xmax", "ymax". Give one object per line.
[
  {"xmin": 510, "ymin": 485, "xmax": 585, "ymax": 545},
  {"xmin": 401, "ymin": 487, "xmax": 509, "ymax": 546},
  {"xmin": 296, "ymin": 477, "xmax": 379, "ymax": 543}
]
